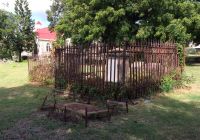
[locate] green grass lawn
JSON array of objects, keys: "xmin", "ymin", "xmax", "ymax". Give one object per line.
[
  {"xmin": 0, "ymin": 61, "xmax": 200, "ymax": 140},
  {"xmin": 0, "ymin": 62, "xmax": 51, "ymax": 133}
]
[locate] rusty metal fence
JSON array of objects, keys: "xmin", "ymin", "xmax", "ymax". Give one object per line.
[{"xmin": 54, "ymin": 41, "xmax": 179, "ymax": 99}]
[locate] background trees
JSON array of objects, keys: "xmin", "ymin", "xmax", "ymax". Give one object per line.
[
  {"xmin": 0, "ymin": 0, "xmax": 35, "ymax": 61},
  {"xmin": 14, "ymin": 0, "xmax": 35, "ymax": 62},
  {"xmin": 47, "ymin": 0, "xmax": 200, "ymax": 45},
  {"xmin": 0, "ymin": 10, "xmax": 16, "ymax": 59}
]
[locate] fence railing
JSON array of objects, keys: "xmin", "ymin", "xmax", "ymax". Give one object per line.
[{"xmin": 55, "ymin": 41, "xmax": 179, "ymax": 99}]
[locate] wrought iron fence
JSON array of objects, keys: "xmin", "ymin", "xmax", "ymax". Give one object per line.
[{"xmin": 55, "ymin": 41, "xmax": 179, "ymax": 99}]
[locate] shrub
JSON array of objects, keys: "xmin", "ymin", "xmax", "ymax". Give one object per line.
[
  {"xmin": 160, "ymin": 69, "xmax": 194, "ymax": 92},
  {"xmin": 88, "ymin": 87, "xmax": 98, "ymax": 98},
  {"xmin": 160, "ymin": 74, "xmax": 176, "ymax": 92},
  {"xmin": 71, "ymin": 84, "xmax": 82, "ymax": 94},
  {"xmin": 29, "ymin": 63, "xmax": 54, "ymax": 83},
  {"xmin": 57, "ymin": 78, "xmax": 66, "ymax": 88},
  {"xmin": 44, "ymin": 78, "xmax": 54, "ymax": 85},
  {"xmin": 175, "ymin": 72, "xmax": 194, "ymax": 88},
  {"xmin": 103, "ymin": 84, "xmax": 129, "ymax": 101},
  {"xmin": 28, "ymin": 56, "xmax": 54, "ymax": 85}
]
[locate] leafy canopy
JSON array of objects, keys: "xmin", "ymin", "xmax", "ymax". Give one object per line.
[
  {"xmin": 14, "ymin": 0, "xmax": 35, "ymax": 61},
  {"xmin": 0, "ymin": 0, "xmax": 35, "ymax": 61},
  {"xmin": 0, "ymin": 10, "xmax": 16, "ymax": 59},
  {"xmin": 47, "ymin": 0, "xmax": 200, "ymax": 45}
]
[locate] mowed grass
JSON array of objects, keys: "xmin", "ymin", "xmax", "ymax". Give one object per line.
[
  {"xmin": 0, "ymin": 62, "xmax": 200, "ymax": 140},
  {"xmin": 0, "ymin": 62, "xmax": 51, "ymax": 131}
]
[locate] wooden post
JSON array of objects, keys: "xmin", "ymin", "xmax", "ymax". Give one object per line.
[
  {"xmin": 85, "ymin": 107, "xmax": 88, "ymax": 127},
  {"xmin": 126, "ymin": 101, "xmax": 128, "ymax": 113},
  {"xmin": 28, "ymin": 57, "xmax": 30, "ymax": 76}
]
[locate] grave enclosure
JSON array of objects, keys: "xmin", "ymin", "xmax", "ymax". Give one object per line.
[{"xmin": 54, "ymin": 41, "xmax": 179, "ymax": 99}]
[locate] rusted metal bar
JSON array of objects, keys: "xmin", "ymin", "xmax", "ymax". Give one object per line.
[
  {"xmin": 85, "ymin": 107, "xmax": 88, "ymax": 127},
  {"xmin": 107, "ymin": 105, "xmax": 111, "ymax": 121},
  {"xmin": 40, "ymin": 94, "xmax": 48, "ymax": 110},
  {"xmin": 53, "ymin": 94, "xmax": 56, "ymax": 109},
  {"xmin": 64, "ymin": 106, "xmax": 67, "ymax": 122},
  {"xmin": 126, "ymin": 101, "xmax": 128, "ymax": 113}
]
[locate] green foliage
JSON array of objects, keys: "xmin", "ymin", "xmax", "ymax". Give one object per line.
[
  {"xmin": 160, "ymin": 74, "xmax": 176, "ymax": 93},
  {"xmin": 71, "ymin": 83, "xmax": 129, "ymax": 101},
  {"xmin": 160, "ymin": 70, "xmax": 194, "ymax": 92},
  {"xmin": 0, "ymin": 10, "xmax": 16, "ymax": 59},
  {"xmin": 57, "ymin": 78, "xmax": 66, "ymax": 88},
  {"xmin": 175, "ymin": 72, "xmax": 194, "ymax": 88},
  {"xmin": 0, "ymin": 47, "xmax": 11, "ymax": 59},
  {"xmin": 88, "ymin": 87, "xmax": 98, "ymax": 97},
  {"xmin": 14, "ymin": 0, "xmax": 35, "ymax": 62},
  {"xmin": 46, "ymin": 0, "xmax": 64, "ymax": 31},
  {"xmin": 48, "ymin": 0, "xmax": 200, "ymax": 46},
  {"xmin": 0, "ymin": 1, "xmax": 35, "ymax": 61},
  {"xmin": 103, "ymin": 84, "xmax": 129, "ymax": 101},
  {"xmin": 71, "ymin": 84, "xmax": 100, "ymax": 102},
  {"xmin": 71, "ymin": 84, "xmax": 82, "ymax": 95},
  {"xmin": 44, "ymin": 78, "xmax": 54, "ymax": 86},
  {"xmin": 177, "ymin": 44, "xmax": 185, "ymax": 67}
]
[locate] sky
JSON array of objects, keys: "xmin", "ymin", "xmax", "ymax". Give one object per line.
[{"xmin": 0, "ymin": 0, "xmax": 52, "ymax": 27}]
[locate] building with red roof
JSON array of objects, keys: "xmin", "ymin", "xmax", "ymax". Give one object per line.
[
  {"xmin": 35, "ymin": 21, "xmax": 57, "ymax": 56},
  {"xmin": 36, "ymin": 27, "xmax": 56, "ymax": 41}
]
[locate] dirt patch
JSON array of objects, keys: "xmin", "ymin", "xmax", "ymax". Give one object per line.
[
  {"xmin": 2, "ymin": 116, "xmax": 44, "ymax": 139},
  {"xmin": 1, "ymin": 106, "xmax": 108, "ymax": 140},
  {"xmin": 3, "ymin": 122, "xmax": 45, "ymax": 140},
  {"xmin": 57, "ymin": 103, "xmax": 101, "ymax": 112},
  {"xmin": 1, "ymin": 112, "xmax": 71, "ymax": 140}
]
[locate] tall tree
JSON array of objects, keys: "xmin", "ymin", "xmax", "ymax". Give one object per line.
[
  {"xmin": 48, "ymin": 0, "xmax": 200, "ymax": 45},
  {"xmin": 46, "ymin": 0, "xmax": 64, "ymax": 31},
  {"xmin": 14, "ymin": 0, "xmax": 35, "ymax": 62},
  {"xmin": 0, "ymin": 10, "xmax": 16, "ymax": 59}
]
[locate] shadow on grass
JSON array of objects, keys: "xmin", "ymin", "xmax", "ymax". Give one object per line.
[
  {"xmin": 186, "ymin": 63, "xmax": 200, "ymax": 66},
  {"xmin": 0, "ymin": 84, "xmax": 51, "ymax": 131},
  {"xmin": 63, "ymin": 95, "xmax": 200, "ymax": 140},
  {"xmin": 1, "ymin": 84, "xmax": 200, "ymax": 140},
  {"xmin": 117, "ymin": 95, "xmax": 200, "ymax": 140}
]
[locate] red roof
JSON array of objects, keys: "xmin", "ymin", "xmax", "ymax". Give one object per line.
[{"xmin": 36, "ymin": 27, "xmax": 56, "ymax": 41}]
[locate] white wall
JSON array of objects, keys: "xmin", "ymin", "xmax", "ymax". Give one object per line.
[{"xmin": 37, "ymin": 39, "xmax": 53, "ymax": 56}]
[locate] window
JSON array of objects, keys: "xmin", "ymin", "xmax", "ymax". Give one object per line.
[{"xmin": 46, "ymin": 43, "xmax": 51, "ymax": 52}]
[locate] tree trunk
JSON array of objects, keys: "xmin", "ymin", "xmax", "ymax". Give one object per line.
[{"xmin": 18, "ymin": 50, "xmax": 22, "ymax": 62}]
